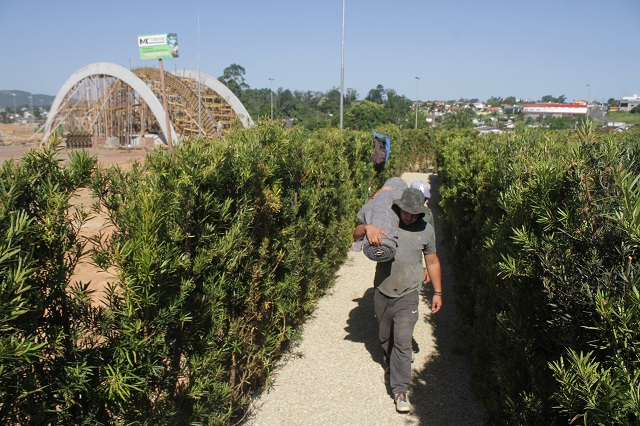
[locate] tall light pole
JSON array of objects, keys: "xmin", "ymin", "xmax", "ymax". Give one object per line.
[
  {"xmin": 28, "ymin": 95, "xmax": 33, "ymax": 122},
  {"xmin": 269, "ymin": 78, "xmax": 274, "ymax": 120},
  {"xmin": 586, "ymin": 84, "xmax": 591, "ymax": 121},
  {"xmin": 415, "ymin": 77, "xmax": 420, "ymax": 129},
  {"xmin": 339, "ymin": 0, "xmax": 346, "ymax": 130},
  {"xmin": 12, "ymin": 93, "xmax": 16, "ymax": 117},
  {"xmin": 197, "ymin": 14, "xmax": 202, "ymax": 136}
]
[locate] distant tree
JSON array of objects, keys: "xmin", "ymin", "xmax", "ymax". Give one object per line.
[
  {"xmin": 539, "ymin": 115, "xmax": 575, "ymax": 129},
  {"xmin": 345, "ymin": 88, "xmax": 359, "ymax": 106},
  {"xmin": 294, "ymin": 103, "xmax": 331, "ymax": 130},
  {"xmin": 318, "ymin": 88, "xmax": 341, "ymax": 115},
  {"xmin": 540, "ymin": 95, "xmax": 566, "ymax": 103},
  {"xmin": 365, "ymin": 84, "xmax": 385, "ymax": 104},
  {"xmin": 486, "ymin": 96, "xmax": 503, "ymax": 107},
  {"xmin": 239, "ymin": 87, "xmax": 270, "ymax": 119},
  {"xmin": 607, "ymin": 98, "xmax": 618, "ymax": 107},
  {"xmin": 631, "ymin": 105, "xmax": 640, "ymax": 114},
  {"xmin": 344, "ymin": 100, "xmax": 385, "ymax": 130},
  {"xmin": 218, "ymin": 64, "xmax": 249, "ymax": 97},
  {"xmin": 276, "ymin": 89, "xmax": 297, "ymax": 117},
  {"xmin": 383, "ymin": 89, "xmax": 412, "ymax": 125},
  {"xmin": 503, "ymin": 96, "xmax": 517, "ymax": 105},
  {"xmin": 440, "ymin": 109, "xmax": 476, "ymax": 129}
]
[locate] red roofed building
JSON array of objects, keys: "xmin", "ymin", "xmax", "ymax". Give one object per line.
[{"xmin": 523, "ymin": 103, "xmax": 587, "ymax": 116}]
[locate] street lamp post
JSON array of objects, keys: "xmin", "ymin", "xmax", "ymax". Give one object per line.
[
  {"xmin": 28, "ymin": 95, "xmax": 33, "ymax": 122},
  {"xmin": 415, "ymin": 77, "xmax": 420, "ymax": 129},
  {"xmin": 586, "ymin": 84, "xmax": 591, "ymax": 122},
  {"xmin": 339, "ymin": 0, "xmax": 346, "ymax": 130},
  {"xmin": 269, "ymin": 78, "xmax": 274, "ymax": 120},
  {"xmin": 12, "ymin": 93, "xmax": 16, "ymax": 118}
]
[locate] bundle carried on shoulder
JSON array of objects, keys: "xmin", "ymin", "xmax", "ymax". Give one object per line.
[{"xmin": 351, "ymin": 177, "xmax": 406, "ymax": 262}]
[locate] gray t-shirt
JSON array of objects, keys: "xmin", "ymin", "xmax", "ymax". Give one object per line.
[{"xmin": 373, "ymin": 218, "xmax": 436, "ymax": 298}]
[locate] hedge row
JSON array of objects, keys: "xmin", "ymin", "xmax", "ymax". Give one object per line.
[
  {"xmin": 438, "ymin": 124, "xmax": 640, "ymax": 424},
  {"xmin": 0, "ymin": 122, "xmax": 384, "ymax": 424}
]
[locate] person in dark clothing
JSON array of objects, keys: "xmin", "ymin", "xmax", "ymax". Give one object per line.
[{"xmin": 352, "ymin": 187, "xmax": 442, "ymax": 413}]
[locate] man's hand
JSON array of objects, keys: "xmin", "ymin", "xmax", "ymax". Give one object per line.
[
  {"xmin": 425, "ymin": 253, "xmax": 442, "ymax": 314},
  {"xmin": 364, "ymin": 223, "xmax": 387, "ymax": 246},
  {"xmin": 431, "ymin": 295, "xmax": 442, "ymax": 314}
]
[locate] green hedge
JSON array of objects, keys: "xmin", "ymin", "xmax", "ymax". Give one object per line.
[
  {"xmin": 12, "ymin": 121, "xmax": 639, "ymax": 425},
  {"xmin": 438, "ymin": 124, "xmax": 640, "ymax": 424},
  {"xmin": 0, "ymin": 123, "xmax": 381, "ymax": 424},
  {"xmin": 0, "ymin": 143, "xmax": 98, "ymax": 424}
]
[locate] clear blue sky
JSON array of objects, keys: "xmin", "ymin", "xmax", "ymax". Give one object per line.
[{"xmin": 1, "ymin": 0, "xmax": 638, "ymax": 103}]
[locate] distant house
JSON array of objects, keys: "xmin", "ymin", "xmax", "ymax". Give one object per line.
[
  {"xmin": 522, "ymin": 103, "xmax": 586, "ymax": 116},
  {"xmin": 618, "ymin": 94, "xmax": 640, "ymax": 112},
  {"xmin": 600, "ymin": 125, "xmax": 625, "ymax": 132},
  {"xmin": 485, "ymin": 106, "xmax": 502, "ymax": 114}
]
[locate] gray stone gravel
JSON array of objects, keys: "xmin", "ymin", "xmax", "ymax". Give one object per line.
[{"xmin": 242, "ymin": 173, "xmax": 484, "ymax": 425}]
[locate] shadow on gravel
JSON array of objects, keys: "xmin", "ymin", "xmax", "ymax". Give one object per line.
[
  {"xmin": 344, "ymin": 286, "xmax": 424, "ymax": 400},
  {"xmin": 409, "ymin": 174, "xmax": 485, "ymax": 425},
  {"xmin": 343, "ymin": 287, "xmax": 385, "ymax": 368}
]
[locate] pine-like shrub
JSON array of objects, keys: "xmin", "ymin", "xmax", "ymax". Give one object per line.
[
  {"xmin": 0, "ymin": 140, "xmax": 98, "ymax": 424},
  {"xmin": 438, "ymin": 124, "xmax": 640, "ymax": 424},
  {"xmin": 0, "ymin": 123, "xmax": 379, "ymax": 424},
  {"xmin": 85, "ymin": 121, "xmax": 376, "ymax": 423}
]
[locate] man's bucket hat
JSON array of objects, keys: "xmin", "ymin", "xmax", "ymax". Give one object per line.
[{"xmin": 393, "ymin": 188, "xmax": 431, "ymax": 216}]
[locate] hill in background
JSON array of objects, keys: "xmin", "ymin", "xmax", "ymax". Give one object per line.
[{"xmin": 0, "ymin": 90, "xmax": 54, "ymax": 109}]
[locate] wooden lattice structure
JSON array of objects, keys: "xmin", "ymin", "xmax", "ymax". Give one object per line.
[{"xmin": 43, "ymin": 62, "xmax": 253, "ymax": 147}]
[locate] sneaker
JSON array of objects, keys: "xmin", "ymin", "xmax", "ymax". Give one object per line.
[{"xmin": 394, "ymin": 392, "xmax": 411, "ymax": 413}]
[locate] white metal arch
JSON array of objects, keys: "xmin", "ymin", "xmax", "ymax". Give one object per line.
[
  {"xmin": 42, "ymin": 62, "xmax": 178, "ymax": 145},
  {"xmin": 172, "ymin": 69, "xmax": 254, "ymax": 128}
]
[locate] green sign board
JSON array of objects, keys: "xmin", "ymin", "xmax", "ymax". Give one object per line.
[{"xmin": 138, "ymin": 33, "xmax": 179, "ymax": 60}]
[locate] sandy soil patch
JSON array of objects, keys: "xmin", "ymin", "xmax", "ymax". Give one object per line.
[{"xmin": 0, "ymin": 141, "xmax": 150, "ymax": 305}]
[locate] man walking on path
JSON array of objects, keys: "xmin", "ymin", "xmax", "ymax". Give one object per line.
[
  {"xmin": 411, "ymin": 179, "xmax": 434, "ymax": 285},
  {"xmin": 353, "ymin": 187, "xmax": 442, "ymax": 413}
]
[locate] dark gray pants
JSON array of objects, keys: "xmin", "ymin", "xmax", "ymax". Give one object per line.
[{"xmin": 374, "ymin": 288, "xmax": 419, "ymax": 394}]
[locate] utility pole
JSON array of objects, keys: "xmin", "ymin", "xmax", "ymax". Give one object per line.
[
  {"xmin": 269, "ymin": 78, "xmax": 274, "ymax": 120},
  {"xmin": 415, "ymin": 77, "xmax": 420, "ymax": 129},
  {"xmin": 586, "ymin": 84, "xmax": 591, "ymax": 122},
  {"xmin": 198, "ymin": 15, "xmax": 202, "ymax": 136},
  {"xmin": 339, "ymin": 0, "xmax": 346, "ymax": 130},
  {"xmin": 158, "ymin": 59, "xmax": 172, "ymax": 153}
]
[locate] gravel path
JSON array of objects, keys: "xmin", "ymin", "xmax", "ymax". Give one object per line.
[{"xmin": 243, "ymin": 173, "xmax": 484, "ymax": 425}]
